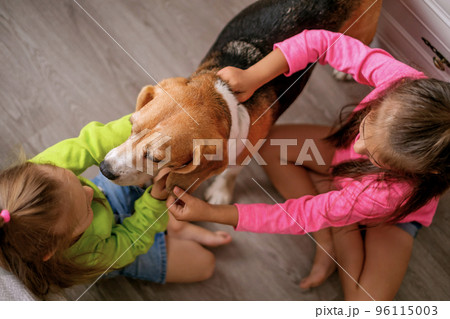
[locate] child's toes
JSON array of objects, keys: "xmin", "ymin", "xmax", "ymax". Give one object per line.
[{"xmin": 207, "ymin": 231, "xmax": 232, "ymax": 247}]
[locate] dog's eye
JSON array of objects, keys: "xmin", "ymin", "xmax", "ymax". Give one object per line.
[
  {"xmin": 144, "ymin": 152, "xmax": 161, "ymax": 163},
  {"xmin": 178, "ymin": 160, "xmax": 191, "ymax": 169}
]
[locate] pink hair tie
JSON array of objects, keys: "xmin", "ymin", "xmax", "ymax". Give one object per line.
[{"xmin": 1, "ymin": 209, "xmax": 11, "ymax": 223}]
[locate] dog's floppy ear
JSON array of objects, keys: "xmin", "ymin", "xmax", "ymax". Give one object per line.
[
  {"xmin": 167, "ymin": 141, "xmax": 228, "ymax": 192},
  {"xmin": 136, "ymin": 85, "xmax": 155, "ymax": 111},
  {"xmin": 171, "ymin": 144, "xmax": 203, "ymax": 175}
]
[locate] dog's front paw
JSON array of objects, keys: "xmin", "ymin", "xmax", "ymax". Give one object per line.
[
  {"xmin": 204, "ymin": 177, "xmax": 234, "ymax": 205},
  {"xmin": 332, "ymin": 69, "xmax": 353, "ymax": 81}
]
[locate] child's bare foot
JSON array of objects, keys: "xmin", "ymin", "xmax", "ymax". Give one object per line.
[
  {"xmin": 300, "ymin": 229, "xmax": 337, "ymax": 289},
  {"xmin": 300, "ymin": 244, "xmax": 337, "ymax": 289},
  {"xmin": 168, "ymin": 216, "xmax": 232, "ymax": 247}
]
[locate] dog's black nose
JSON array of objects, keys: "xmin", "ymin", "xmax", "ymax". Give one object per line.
[{"xmin": 100, "ymin": 161, "xmax": 118, "ymax": 180}]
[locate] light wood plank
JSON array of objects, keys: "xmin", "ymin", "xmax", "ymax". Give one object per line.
[{"xmin": 0, "ymin": 0, "xmax": 448, "ymax": 301}]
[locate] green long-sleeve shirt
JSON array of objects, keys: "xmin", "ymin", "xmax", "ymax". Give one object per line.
[{"xmin": 30, "ymin": 114, "xmax": 168, "ymax": 269}]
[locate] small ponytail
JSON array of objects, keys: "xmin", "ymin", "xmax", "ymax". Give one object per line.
[
  {"xmin": 0, "ymin": 209, "xmax": 11, "ymax": 227},
  {"xmin": 0, "ymin": 162, "xmax": 109, "ymax": 297}
]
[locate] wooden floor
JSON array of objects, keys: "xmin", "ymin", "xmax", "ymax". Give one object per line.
[{"xmin": 1, "ymin": 0, "xmax": 449, "ymax": 301}]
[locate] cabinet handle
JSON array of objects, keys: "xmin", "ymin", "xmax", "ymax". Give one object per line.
[{"xmin": 422, "ymin": 37, "xmax": 449, "ymax": 71}]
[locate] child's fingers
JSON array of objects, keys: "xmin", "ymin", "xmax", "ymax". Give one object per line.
[
  {"xmin": 166, "ymin": 195, "xmax": 176, "ymax": 208},
  {"xmin": 217, "ymin": 67, "xmax": 239, "ymax": 85},
  {"xmin": 172, "ymin": 186, "xmax": 185, "ymax": 197},
  {"xmin": 166, "ymin": 195, "xmax": 182, "ymax": 211},
  {"xmin": 172, "ymin": 186, "xmax": 196, "ymax": 204},
  {"xmin": 217, "ymin": 67, "xmax": 232, "ymax": 78},
  {"xmin": 236, "ymin": 92, "xmax": 251, "ymax": 103},
  {"xmin": 166, "ymin": 197, "xmax": 184, "ymax": 219},
  {"xmin": 235, "ymin": 93, "xmax": 245, "ymax": 102}
]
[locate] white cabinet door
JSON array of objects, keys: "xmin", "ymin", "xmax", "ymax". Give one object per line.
[{"xmin": 375, "ymin": 0, "xmax": 450, "ymax": 81}]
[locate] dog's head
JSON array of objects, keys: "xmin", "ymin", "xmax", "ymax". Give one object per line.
[{"xmin": 100, "ymin": 75, "xmax": 231, "ymax": 192}]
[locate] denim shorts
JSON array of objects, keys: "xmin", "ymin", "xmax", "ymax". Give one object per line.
[
  {"xmin": 396, "ymin": 221, "xmax": 422, "ymax": 238},
  {"xmin": 359, "ymin": 221, "xmax": 422, "ymax": 239},
  {"xmin": 91, "ymin": 173, "xmax": 167, "ymax": 284}
]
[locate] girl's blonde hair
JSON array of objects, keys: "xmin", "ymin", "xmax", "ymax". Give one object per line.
[{"xmin": 0, "ymin": 162, "xmax": 105, "ymax": 297}]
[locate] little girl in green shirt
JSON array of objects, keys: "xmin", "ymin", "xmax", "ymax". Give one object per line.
[{"xmin": 0, "ymin": 114, "xmax": 231, "ymax": 298}]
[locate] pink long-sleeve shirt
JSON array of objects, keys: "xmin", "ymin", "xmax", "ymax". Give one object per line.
[{"xmin": 235, "ymin": 30, "xmax": 438, "ymax": 235}]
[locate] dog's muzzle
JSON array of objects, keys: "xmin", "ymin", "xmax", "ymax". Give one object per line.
[{"xmin": 99, "ymin": 160, "xmax": 118, "ymax": 180}]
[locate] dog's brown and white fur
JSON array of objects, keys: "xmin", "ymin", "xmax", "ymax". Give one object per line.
[{"xmin": 100, "ymin": 0, "xmax": 382, "ymax": 204}]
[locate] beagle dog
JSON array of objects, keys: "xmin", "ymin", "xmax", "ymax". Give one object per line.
[{"xmin": 100, "ymin": 0, "xmax": 382, "ymax": 204}]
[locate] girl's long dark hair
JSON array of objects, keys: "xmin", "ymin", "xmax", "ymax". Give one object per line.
[{"xmin": 326, "ymin": 77, "xmax": 450, "ymax": 224}]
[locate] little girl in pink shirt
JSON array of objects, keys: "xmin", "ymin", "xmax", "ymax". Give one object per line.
[{"xmin": 167, "ymin": 30, "xmax": 450, "ymax": 300}]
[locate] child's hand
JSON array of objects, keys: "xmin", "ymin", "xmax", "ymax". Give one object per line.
[
  {"xmin": 167, "ymin": 186, "xmax": 239, "ymax": 226},
  {"xmin": 166, "ymin": 186, "xmax": 213, "ymax": 222},
  {"xmin": 217, "ymin": 66, "xmax": 259, "ymax": 102},
  {"xmin": 150, "ymin": 175, "xmax": 169, "ymax": 200},
  {"xmin": 218, "ymin": 49, "xmax": 289, "ymax": 103}
]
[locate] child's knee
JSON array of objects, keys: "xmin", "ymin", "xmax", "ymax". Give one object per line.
[
  {"xmin": 167, "ymin": 217, "xmax": 187, "ymax": 233},
  {"xmin": 198, "ymin": 250, "xmax": 215, "ymax": 281},
  {"xmin": 344, "ymin": 289, "xmax": 376, "ymax": 301}
]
